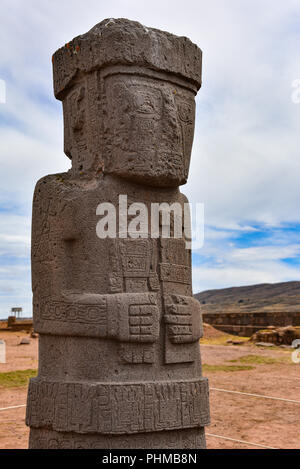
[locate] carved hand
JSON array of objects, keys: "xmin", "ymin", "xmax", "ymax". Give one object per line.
[
  {"xmin": 111, "ymin": 293, "xmax": 159, "ymax": 343},
  {"xmin": 164, "ymin": 294, "xmax": 203, "ymax": 344},
  {"xmin": 41, "ymin": 291, "xmax": 161, "ymax": 343}
]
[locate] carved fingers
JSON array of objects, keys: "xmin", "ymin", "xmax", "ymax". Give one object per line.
[
  {"xmin": 127, "ymin": 303, "xmax": 159, "ymax": 343},
  {"xmin": 108, "ymin": 293, "xmax": 159, "ymax": 343},
  {"xmin": 164, "ymin": 295, "xmax": 203, "ymax": 344}
]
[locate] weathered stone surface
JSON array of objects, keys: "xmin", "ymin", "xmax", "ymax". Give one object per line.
[
  {"xmin": 196, "ymin": 282, "xmax": 300, "ymax": 337},
  {"xmin": 26, "ymin": 18, "xmax": 209, "ymax": 448},
  {"xmin": 252, "ymin": 326, "xmax": 300, "ymax": 345},
  {"xmin": 202, "ymin": 312, "xmax": 300, "ymax": 337},
  {"xmin": 29, "ymin": 428, "xmax": 206, "ymax": 449},
  {"xmin": 26, "ymin": 378, "xmax": 209, "ymax": 434},
  {"xmin": 53, "ymin": 18, "xmax": 202, "ymax": 99}
]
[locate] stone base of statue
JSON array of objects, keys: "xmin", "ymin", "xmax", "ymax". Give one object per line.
[{"xmin": 29, "ymin": 428, "xmax": 206, "ymax": 449}]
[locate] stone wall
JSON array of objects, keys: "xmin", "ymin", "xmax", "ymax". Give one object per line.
[
  {"xmin": 202, "ymin": 311, "xmax": 300, "ymax": 337},
  {"xmin": 7, "ymin": 316, "xmax": 33, "ymax": 332}
]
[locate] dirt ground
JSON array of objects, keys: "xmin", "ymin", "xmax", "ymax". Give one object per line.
[{"xmin": 0, "ymin": 327, "xmax": 299, "ymax": 449}]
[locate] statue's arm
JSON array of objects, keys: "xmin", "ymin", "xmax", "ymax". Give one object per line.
[
  {"xmin": 37, "ymin": 290, "xmax": 160, "ymax": 343},
  {"xmin": 164, "ymin": 294, "xmax": 203, "ymax": 343}
]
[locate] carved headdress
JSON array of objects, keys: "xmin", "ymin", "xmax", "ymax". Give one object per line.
[{"xmin": 53, "ymin": 18, "xmax": 202, "ymax": 99}]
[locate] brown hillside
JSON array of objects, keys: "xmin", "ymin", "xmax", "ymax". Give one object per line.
[{"xmin": 195, "ymin": 281, "xmax": 300, "ymax": 314}]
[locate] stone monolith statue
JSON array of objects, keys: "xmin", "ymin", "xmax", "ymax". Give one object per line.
[{"xmin": 26, "ymin": 18, "xmax": 210, "ymax": 449}]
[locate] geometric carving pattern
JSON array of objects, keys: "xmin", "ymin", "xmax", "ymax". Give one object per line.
[
  {"xmin": 35, "ymin": 293, "xmax": 159, "ymax": 343},
  {"xmin": 26, "ymin": 378, "xmax": 210, "ymax": 434},
  {"xmin": 160, "ymin": 263, "xmax": 191, "ymax": 284},
  {"xmin": 164, "ymin": 294, "xmax": 203, "ymax": 344}
]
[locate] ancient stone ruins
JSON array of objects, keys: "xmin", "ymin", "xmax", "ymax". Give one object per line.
[{"xmin": 26, "ymin": 18, "xmax": 210, "ymax": 449}]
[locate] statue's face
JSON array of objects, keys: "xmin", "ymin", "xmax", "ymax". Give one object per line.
[
  {"xmin": 63, "ymin": 84, "xmax": 88, "ymax": 172},
  {"xmin": 63, "ymin": 69, "xmax": 197, "ymax": 186},
  {"xmin": 103, "ymin": 72, "xmax": 196, "ymax": 187}
]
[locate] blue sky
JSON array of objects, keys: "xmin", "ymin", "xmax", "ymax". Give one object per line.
[{"xmin": 1, "ymin": 0, "xmax": 300, "ymax": 318}]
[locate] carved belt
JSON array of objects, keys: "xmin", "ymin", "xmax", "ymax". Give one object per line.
[{"xmin": 26, "ymin": 378, "xmax": 210, "ymax": 434}]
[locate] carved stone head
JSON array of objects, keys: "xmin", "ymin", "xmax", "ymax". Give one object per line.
[{"xmin": 53, "ymin": 19, "xmax": 202, "ymax": 187}]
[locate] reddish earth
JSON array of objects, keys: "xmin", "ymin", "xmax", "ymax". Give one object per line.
[
  {"xmin": 202, "ymin": 323, "xmax": 226, "ymax": 339},
  {"xmin": 0, "ymin": 327, "xmax": 299, "ymax": 449},
  {"xmin": 0, "ymin": 331, "xmax": 38, "ymax": 373},
  {"xmin": 202, "ymin": 344, "xmax": 300, "ymax": 449}
]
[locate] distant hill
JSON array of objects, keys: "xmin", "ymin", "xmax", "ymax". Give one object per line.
[{"xmin": 195, "ymin": 281, "xmax": 300, "ymax": 314}]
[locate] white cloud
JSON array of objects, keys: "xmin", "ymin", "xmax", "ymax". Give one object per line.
[
  {"xmin": 192, "ymin": 236, "xmax": 300, "ymax": 293},
  {"xmin": 0, "ymin": 0, "xmax": 300, "ymax": 314},
  {"xmin": 1, "ymin": 0, "xmax": 300, "ymax": 227},
  {"xmin": 230, "ymin": 245, "xmax": 300, "ymax": 262},
  {"xmin": 0, "ymin": 263, "xmax": 32, "ymax": 319},
  {"xmin": 192, "ymin": 261, "xmax": 300, "ymax": 294}
]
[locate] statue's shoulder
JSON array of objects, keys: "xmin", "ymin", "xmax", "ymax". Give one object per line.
[
  {"xmin": 33, "ymin": 172, "xmax": 75, "ymax": 200},
  {"xmin": 178, "ymin": 191, "xmax": 189, "ymax": 205},
  {"xmin": 34, "ymin": 172, "xmax": 69, "ymax": 191}
]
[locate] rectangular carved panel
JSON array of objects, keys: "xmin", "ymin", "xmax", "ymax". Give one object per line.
[
  {"xmin": 35, "ymin": 293, "xmax": 159, "ymax": 343},
  {"xmin": 160, "ymin": 263, "xmax": 191, "ymax": 284},
  {"xmin": 26, "ymin": 378, "xmax": 210, "ymax": 435}
]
